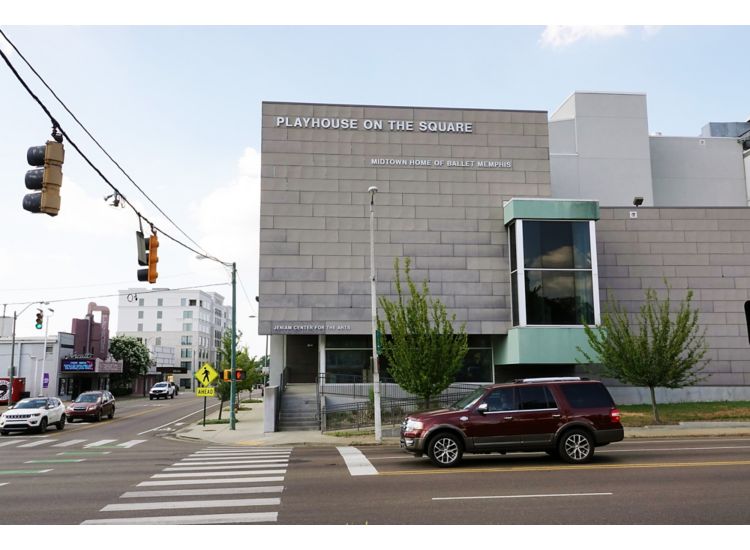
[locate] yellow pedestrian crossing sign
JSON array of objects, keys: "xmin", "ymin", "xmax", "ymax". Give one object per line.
[
  {"xmin": 195, "ymin": 363, "xmax": 218, "ymax": 386},
  {"xmin": 196, "ymin": 387, "xmax": 215, "ymax": 397}
]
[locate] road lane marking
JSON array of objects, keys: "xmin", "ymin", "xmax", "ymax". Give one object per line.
[
  {"xmin": 18, "ymin": 439, "xmax": 58, "ymax": 448},
  {"xmin": 85, "ymin": 439, "xmax": 117, "ymax": 447},
  {"xmin": 0, "ymin": 440, "xmax": 19, "ymax": 447},
  {"xmin": 381, "ymin": 459, "xmax": 750, "ymax": 476},
  {"xmin": 51, "ymin": 439, "xmax": 88, "ymax": 447},
  {"xmin": 101, "ymin": 497, "xmax": 281, "ymax": 512},
  {"xmin": 190, "ymin": 451, "xmax": 292, "ymax": 456},
  {"xmin": 337, "ymin": 447, "xmax": 378, "ymax": 476},
  {"xmin": 600, "ymin": 445, "xmax": 750, "ymax": 453},
  {"xmin": 152, "ymin": 469, "xmax": 287, "ymax": 478},
  {"xmin": 0, "ymin": 469, "xmax": 53, "ymax": 475},
  {"xmin": 82, "ymin": 512, "xmax": 277, "ymax": 525},
  {"xmin": 0, "ymin": 482, "xmax": 7, "ymax": 486},
  {"xmin": 25, "ymin": 459, "xmax": 86, "ymax": 463},
  {"xmin": 57, "ymin": 451, "xmax": 110, "ymax": 455},
  {"xmin": 121, "ymin": 486, "xmax": 284, "ymax": 498},
  {"xmin": 433, "ymin": 492, "xmax": 613, "ymax": 501},
  {"xmin": 115, "ymin": 440, "xmax": 148, "ymax": 448},
  {"xmin": 164, "ymin": 463, "xmax": 288, "ymax": 472},
  {"xmin": 138, "ymin": 476, "xmax": 285, "ymax": 486},
  {"xmin": 176, "ymin": 459, "xmax": 289, "ymax": 466},
  {"xmin": 137, "ymin": 404, "xmax": 221, "ymax": 435}
]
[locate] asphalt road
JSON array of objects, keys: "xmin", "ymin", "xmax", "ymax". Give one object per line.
[
  {"xmin": 4, "ymin": 397, "xmax": 750, "ymax": 525},
  {"xmin": 0, "ymin": 393, "xmax": 218, "ymax": 524},
  {"xmin": 278, "ymin": 437, "xmax": 750, "ymax": 524}
]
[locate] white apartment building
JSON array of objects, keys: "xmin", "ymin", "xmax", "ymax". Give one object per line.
[{"xmin": 117, "ymin": 288, "xmax": 231, "ymax": 390}]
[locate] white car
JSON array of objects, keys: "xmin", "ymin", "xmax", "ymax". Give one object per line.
[
  {"xmin": 0, "ymin": 397, "xmax": 66, "ymax": 435},
  {"xmin": 149, "ymin": 381, "xmax": 175, "ymax": 400}
]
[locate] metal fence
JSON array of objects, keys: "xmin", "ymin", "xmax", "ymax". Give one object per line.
[{"xmin": 320, "ymin": 375, "xmax": 482, "ymax": 432}]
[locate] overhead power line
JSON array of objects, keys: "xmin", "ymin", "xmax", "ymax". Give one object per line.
[{"xmin": 0, "ymin": 29, "xmax": 229, "ymax": 267}]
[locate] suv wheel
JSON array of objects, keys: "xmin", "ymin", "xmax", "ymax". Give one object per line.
[
  {"xmin": 56, "ymin": 415, "xmax": 66, "ymax": 430},
  {"xmin": 428, "ymin": 432, "xmax": 463, "ymax": 467},
  {"xmin": 558, "ymin": 429, "xmax": 594, "ymax": 464}
]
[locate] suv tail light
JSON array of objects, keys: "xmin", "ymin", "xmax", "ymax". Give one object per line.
[{"xmin": 610, "ymin": 408, "xmax": 621, "ymax": 423}]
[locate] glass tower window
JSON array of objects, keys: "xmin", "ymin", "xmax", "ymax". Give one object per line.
[{"xmin": 510, "ymin": 219, "xmax": 598, "ymax": 327}]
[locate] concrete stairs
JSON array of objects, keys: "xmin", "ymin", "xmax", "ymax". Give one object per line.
[{"xmin": 278, "ymin": 383, "xmax": 320, "ymax": 431}]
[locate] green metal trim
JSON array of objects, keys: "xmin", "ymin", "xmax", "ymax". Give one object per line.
[
  {"xmin": 494, "ymin": 326, "xmax": 598, "ymax": 365},
  {"xmin": 503, "ymin": 199, "xmax": 599, "ymax": 225}
]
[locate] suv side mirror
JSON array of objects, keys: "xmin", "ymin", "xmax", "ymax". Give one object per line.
[{"xmin": 476, "ymin": 403, "xmax": 488, "ymax": 415}]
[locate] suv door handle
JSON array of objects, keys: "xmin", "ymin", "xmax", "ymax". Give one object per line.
[
  {"xmin": 504, "ymin": 416, "xmax": 513, "ymax": 420},
  {"xmin": 552, "ymin": 414, "xmax": 561, "ymax": 418}
]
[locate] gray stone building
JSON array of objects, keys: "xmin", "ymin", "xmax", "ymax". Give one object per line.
[{"xmin": 259, "ymin": 93, "xmax": 750, "ymax": 407}]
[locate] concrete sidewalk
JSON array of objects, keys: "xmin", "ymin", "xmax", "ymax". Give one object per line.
[{"xmin": 174, "ymin": 394, "xmax": 750, "ymax": 447}]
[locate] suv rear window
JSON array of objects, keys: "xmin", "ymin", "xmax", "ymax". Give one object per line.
[{"xmin": 558, "ymin": 382, "xmax": 614, "ymax": 409}]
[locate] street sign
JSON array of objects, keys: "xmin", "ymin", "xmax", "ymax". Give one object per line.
[
  {"xmin": 196, "ymin": 387, "xmax": 215, "ymax": 397},
  {"xmin": 195, "ymin": 363, "xmax": 218, "ymax": 387}
]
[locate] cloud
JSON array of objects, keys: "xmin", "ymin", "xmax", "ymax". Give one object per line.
[
  {"xmin": 540, "ymin": 26, "xmax": 629, "ymax": 48},
  {"xmin": 188, "ymin": 147, "xmax": 262, "ymax": 352}
]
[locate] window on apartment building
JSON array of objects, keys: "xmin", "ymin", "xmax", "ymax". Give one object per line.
[
  {"xmin": 156, "ymin": 323, "xmax": 162, "ymax": 332},
  {"xmin": 189, "ymin": 299, "xmax": 197, "ymax": 306},
  {"xmin": 181, "ymin": 298, "xmax": 186, "ymax": 307},
  {"xmin": 509, "ymin": 220, "xmax": 597, "ymax": 327},
  {"xmin": 157, "ymin": 311, "xmax": 163, "ymax": 319},
  {"xmin": 181, "ymin": 335, "xmax": 193, "ymax": 345},
  {"xmin": 183, "ymin": 323, "xmax": 192, "ymax": 331},
  {"xmin": 138, "ymin": 298, "xmax": 144, "ymax": 306},
  {"xmin": 155, "ymin": 337, "xmax": 161, "ymax": 346},
  {"xmin": 180, "ymin": 361, "xmax": 191, "ymax": 371},
  {"xmin": 157, "ymin": 298, "xmax": 163, "ymax": 307},
  {"xmin": 181, "ymin": 348, "xmax": 192, "ymax": 358},
  {"xmin": 138, "ymin": 310, "xmax": 144, "ymax": 319},
  {"xmin": 137, "ymin": 323, "xmax": 143, "ymax": 332},
  {"xmin": 183, "ymin": 311, "xmax": 193, "ymax": 319}
]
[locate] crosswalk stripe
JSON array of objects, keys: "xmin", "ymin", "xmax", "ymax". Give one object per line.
[
  {"xmin": 18, "ymin": 439, "xmax": 58, "ymax": 448},
  {"xmin": 152, "ymin": 469, "xmax": 287, "ymax": 478},
  {"xmin": 138, "ymin": 476, "xmax": 285, "ymax": 487},
  {"xmin": 337, "ymin": 447, "xmax": 378, "ymax": 476},
  {"xmin": 187, "ymin": 452, "xmax": 291, "ymax": 458},
  {"xmin": 0, "ymin": 482, "xmax": 8, "ymax": 486},
  {"xmin": 0, "ymin": 441, "xmax": 19, "ymax": 447},
  {"xmin": 206, "ymin": 447, "xmax": 291, "ymax": 450},
  {"xmin": 164, "ymin": 463, "xmax": 288, "ymax": 472},
  {"xmin": 102, "ymin": 497, "xmax": 280, "ymax": 512},
  {"xmin": 116, "ymin": 440, "xmax": 147, "ymax": 448},
  {"xmin": 175, "ymin": 459, "xmax": 289, "ymax": 466},
  {"xmin": 51, "ymin": 439, "xmax": 88, "ymax": 447},
  {"xmin": 82, "ymin": 511, "xmax": 277, "ymax": 525},
  {"xmin": 85, "ymin": 439, "xmax": 117, "ymax": 448},
  {"xmin": 121, "ymin": 486, "xmax": 283, "ymax": 498}
]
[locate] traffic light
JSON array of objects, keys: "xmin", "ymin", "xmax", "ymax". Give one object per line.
[
  {"xmin": 35, "ymin": 309, "xmax": 43, "ymax": 330},
  {"xmin": 23, "ymin": 140, "xmax": 65, "ymax": 216},
  {"xmin": 235, "ymin": 370, "xmax": 247, "ymax": 381},
  {"xmin": 137, "ymin": 232, "xmax": 159, "ymax": 284},
  {"xmin": 223, "ymin": 369, "xmax": 232, "ymax": 382}
]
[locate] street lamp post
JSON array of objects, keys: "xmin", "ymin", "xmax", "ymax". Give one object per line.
[
  {"xmin": 8, "ymin": 302, "xmax": 39, "ymax": 405},
  {"xmin": 368, "ymin": 186, "xmax": 382, "ymax": 443},
  {"xmin": 197, "ymin": 255, "xmax": 237, "ymax": 430},
  {"xmin": 41, "ymin": 308, "xmax": 54, "ymax": 396}
]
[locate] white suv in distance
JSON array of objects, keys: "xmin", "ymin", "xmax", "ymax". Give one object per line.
[
  {"xmin": 0, "ymin": 397, "xmax": 66, "ymax": 435},
  {"xmin": 149, "ymin": 382, "xmax": 175, "ymax": 400}
]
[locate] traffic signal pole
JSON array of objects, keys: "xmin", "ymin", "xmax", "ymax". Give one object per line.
[{"xmin": 229, "ymin": 262, "xmax": 237, "ymax": 430}]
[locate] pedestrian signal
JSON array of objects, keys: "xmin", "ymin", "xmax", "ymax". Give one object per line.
[{"xmin": 223, "ymin": 369, "xmax": 232, "ymax": 382}]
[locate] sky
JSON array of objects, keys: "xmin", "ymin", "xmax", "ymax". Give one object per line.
[{"xmin": 1, "ymin": 4, "xmax": 750, "ymax": 363}]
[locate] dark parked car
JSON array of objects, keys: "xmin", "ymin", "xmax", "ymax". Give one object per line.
[
  {"xmin": 65, "ymin": 391, "xmax": 116, "ymax": 422},
  {"xmin": 400, "ymin": 377, "xmax": 623, "ymax": 467}
]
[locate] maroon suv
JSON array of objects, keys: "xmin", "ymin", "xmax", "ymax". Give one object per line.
[{"xmin": 400, "ymin": 377, "xmax": 623, "ymax": 467}]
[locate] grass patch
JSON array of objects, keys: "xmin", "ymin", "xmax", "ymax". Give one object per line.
[
  {"xmin": 200, "ymin": 418, "xmax": 239, "ymax": 425},
  {"xmin": 241, "ymin": 399, "xmax": 262, "ymax": 404},
  {"xmin": 619, "ymin": 401, "xmax": 750, "ymax": 427},
  {"xmin": 327, "ymin": 429, "xmax": 375, "ymax": 437}
]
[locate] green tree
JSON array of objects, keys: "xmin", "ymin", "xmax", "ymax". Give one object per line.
[
  {"xmin": 377, "ymin": 257, "xmax": 469, "ymax": 407},
  {"xmin": 108, "ymin": 336, "xmax": 152, "ymax": 395},
  {"xmin": 578, "ymin": 286, "xmax": 709, "ymax": 424},
  {"xmin": 215, "ymin": 331, "xmax": 262, "ymax": 417}
]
